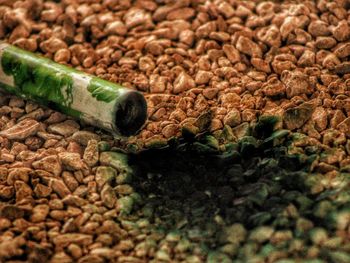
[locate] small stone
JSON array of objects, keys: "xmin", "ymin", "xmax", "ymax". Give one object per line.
[
  {"xmin": 195, "ymin": 21, "xmax": 216, "ymax": 38},
  {"xmin": 101, "ymin": 184, "xmax": 117, "ymax": 209},
  {"xmin": 334, "ymin": 62, "xmax": 350, "ymax": 74},
  {"xmin": 83, "ymin": 139, "xmax": 99, "ymax": 167},
  {"xmin": 232, "ymin": 122, "xmax": 250, "ymax": 139},
  {"xmin": 209, "ymin": 31, "xmax": 230, "ymax": 42},
  {"xmin": 0, "ymin": 205, "xmax": 26, "ymax": 220},
  {"xmin": 156, "ymin": 250, "xmax": 171, "ymax": 261},
  {"xmin": 220, "ymin": 92, "xmax": 240, "ymax": 107},
  {"xmin": 0, "ymin": 119, "xmax": 40, "ymax": 140},
  {"xmin": 58, "ymin": 152, "xmax": 85, "ymax": 171},
  {"xmin": 32, "ymin": 155, "xmax": 62, "ymax": 176},
  {"xmin": 195, "ymin": 70, "xmax": 213, "ymax": 85},
  {"xmin": 223, "ymin": 109, "xmax": 241, "ymax": 127},
  {"xmin": 223, "ymin": 44, "xmax": 240, "ymax": 64},
  {"xmin": 217, "ymin": 1, "xmax": 234, "ymax": 18},
  {"xmin": 236, "ymin": 36, "xmax": 262, "ymax": 58},
  {"xmin": 222, "ymin": 223, "xmax": 247, "ymax": 244},
  {"xmin": 210, "ymin": 119, "xmax": 223, "ymax": 132},
  {"xmin": 72, "ymin": 131, "xmax": 101, "ymax": 146},
  {"xmin": 48, "ymin": 120, "xmax": 80, "ymax": 137},
  {"xmin": 173, "ymin": 72, "xmax": 195, "ymax": 94},
  {"xmin": 207, "ymin": 251, "xmax": 231, "ymax": 263},
  {"xmin": 256, "ymin": 25, "xmax": 281, "ymax": 47},
  {"xmin": 338, "ymin": 117, "xmax": 350, "ymax": 134},
  {"xmin": 0, "ymin": 153, "xmax": 14, "ymax": 163},
  {"xmin": 62, "ymin": 171, "xmax": 79, "ymax": 192},
  {"xmin": 99, "ymin": 152, "xmax": 132, "ymax": 179},
  {"xmin": 9, "ymin": 97, "xmax": 25, "ymax": 107},
  {"xmin": 167, "ymin": 7, "xmax": 195, "ymax": 21},
  {"xmin": 62, "ymin": 195, "xmax": 88, "ymax": 207},
  {"xmin": 298, "ymin": 50, "xmax": 316, "ymax": 67},
  {"xmin": 53, "ymin": 233, "xmax": 93, "ymax": 248},
  {"xmin": 105, "ymin": 21, "xmax": 127, "ymax": 36},
  {"xmin": 283, "ymin": 103, "xmax": 315, "ymax": 130},
  {"xmin": 0, "ymin": 218, "xmax": 11, "ymax": 231},
  {"xmin": 0, "ymin": 185, "xmax": 14, "ymax": 199},
  {"xmin": 51, "ymin": 179, "xmax": 71, "ymax": 198},
  {"xmin": 312, "ymin": 107, "xmax": 328, "ymax": 132},
  {"xmin": 333, "ymin": 20, "xmax": 350, "ymax": 42},
  {"xmin": 262, "ymin": 77, "xmax": 286, "ymax": 97},
  {"xmin": 249, "ymin": 226, "xmax": 274, "ymax": 243},
  {"xmin": 67, "ymin": 244, "xmax": 83, "ymax": 259},
  {"xmin": 149, "ymin": 74, "xmax": 167, "ymax": 93},
  {"xmin": 95, "ymin": 166, "xmax": 117, "ymax": 190},
  {"xmin": 334, "ymin": 43, "xmax": 350, "ymax": 58},
  {"xmin": 162, "ymin": 123, "xmax": 178, "ymax": 138},
  {"xmin": 117, "ymin": 196, "xmax": 134, "ymax": 215},
  {"xmin": 34, "ymin": 183, "xmax": 52, "ymax": 198},
  {"xmin": 14, "ymin": 180, "xmax": 32, "ymax": 202},
  {"xmin": 124, "ymin": 8, "xmax": 152, "ymax": 29},
  {"xmin": 282, "ymin": 70, "xmax": 311, "ymax": 98},
  {"xmin": 31, "ymin": 204, "xmax": 50, "ymax": 223},
  {"xmin": 90, "ymin": 247, "xmax": 114, "ymax": 259},
  {"xmin": 315, "ymin": 36, "xmax": 337, "ymax": 49},
  {"xmin": 308, "ymin": 20, "xmax": 331, "ymax": 37},
  {"xmin": 45, "ymin": 111, "xmax": 67, "ymax": 124}
]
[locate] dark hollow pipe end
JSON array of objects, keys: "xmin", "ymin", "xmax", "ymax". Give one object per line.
[{"xmin": 114, "ymin": 91, "xmax": 147, "ymax": 136}]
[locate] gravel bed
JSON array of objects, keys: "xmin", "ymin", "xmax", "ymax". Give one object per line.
[{"xmin": 1, "ymin": 0, "xmax": 350, "ymax": 262}]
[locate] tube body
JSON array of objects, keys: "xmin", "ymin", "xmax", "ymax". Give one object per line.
[{"xmin": 0, "ymin": 43, "xmax": 147, "ymax": 136}]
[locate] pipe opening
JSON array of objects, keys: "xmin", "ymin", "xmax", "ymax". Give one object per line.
[{"xmin": 115, "ymin": 91, "xmax": 147, "ymax": 136}]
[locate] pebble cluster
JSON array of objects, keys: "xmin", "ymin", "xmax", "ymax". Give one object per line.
[
  {"xmin": 1, "ymin": 0, "xmax": 350, "ymax": 145},
  {"xmin": 1, "ymin": 0, "xmax": 350, "ymax": 262}
]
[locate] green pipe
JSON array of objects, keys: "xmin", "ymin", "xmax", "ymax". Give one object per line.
[{"xmin": 0, "ymin": 42, "xmax": 147, "ymax": 136}]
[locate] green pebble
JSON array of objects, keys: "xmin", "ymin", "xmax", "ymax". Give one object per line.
[
  {"xmin": 165, "ymin": 230, "xmax": 181, "ymax": 242},
  {"xmin": 136, "ymin": 218, "xmax": 150, "ymax": 229},
  {"xmin": 300, "ymin": 260, "xmax": 325, "ymax": 263},
  {"xmin": 219, "ymin": 243, "xmax": 238, "ymax": 257},
  {"xmin": 248, "ymin": 184, "xmax": 269, "ymax": 206},
  {"xmin": 98, "ymin": 141, "xmax": 111, "ymax": 152},
  {"xmin": 249, "ymin": 226, "xmax": 274, "ymax": 243},
  {"xmin": 95, "ymin": 166, "xmax": 116, "ymax": 189},
  {"xmin": 221, "ymin": 223, "xmax": 247, "ymax": 244},
  {"xmin": 118, "ymin": 196, "xmax": 134, "ymax": 215},
  {"xmin": 155, "ymin": 250, "xmax": 171, "ymax": 261},
  {"xmin": 327, "ymin": 251, "xmax": 350, "ymax": 263},
  {"xmin": 202, "ymin": 135, "xmax": 220, "ymax": 150},
  {"xmin": 259, "ymin": 243, "xmax": 275, "ymax": 257},
  {"xmin": 239, "ymin": 136, "xmax": 258, "ymax": 156},
  {"xmin": 175, "ymin": 238, "xmax": 192, "ymax": 253},
  {"xmin": 99, "ymin": 151, "xmax": 133, "ymax": 179},
  {"xmin": 309, "ymin": 228, "xmax": 328, "ymax": 245},
  {"xmin": 206, "ymin": 251, "xmax": 232, "ymax": 263},
  {"xmin": 275, "ymin": 260, "xmax": 296, "ymax": 263},
  {"xmin": 185, "ymin": 255, "xmax": 202, "ymax": 263}
]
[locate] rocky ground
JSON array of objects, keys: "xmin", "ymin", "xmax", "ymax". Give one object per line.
[{"xmin": 1, "ymin": 0, "xmax": 350, "ymax": 262}]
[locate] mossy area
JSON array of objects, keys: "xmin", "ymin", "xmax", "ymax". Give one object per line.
[{"xmin": 108, "ymin": 117, "xmax": 350, "ymax": 262}]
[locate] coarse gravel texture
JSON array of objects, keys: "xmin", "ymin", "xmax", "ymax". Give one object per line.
[{"xmin": 1, "ymin": 0, "xmax": 350, "ymax": 262}]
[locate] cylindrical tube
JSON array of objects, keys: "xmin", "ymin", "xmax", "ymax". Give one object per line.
[{"xmin": 0, "ymin": 43, "xmax": 147, "ymax": 136}]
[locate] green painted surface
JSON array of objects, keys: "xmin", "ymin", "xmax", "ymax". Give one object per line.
[
  {"xmin": 1, "ymin": 45, "xmax": 124, "ymax": 105},
  {"xmin": 1, "ymin": 45, "xmax": 75, "ymax": 108},
  {"xmin": 87, "ymin": 77, "xmax": 122, "ymax": 103}
]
